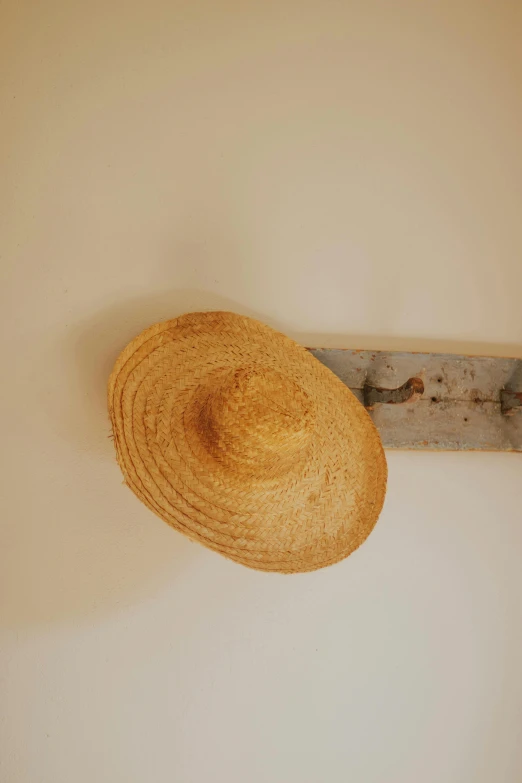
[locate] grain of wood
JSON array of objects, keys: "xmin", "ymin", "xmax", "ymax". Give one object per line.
[{"xmin": 311, "ymin": 350, "xmax": 522, "ymax": 452}]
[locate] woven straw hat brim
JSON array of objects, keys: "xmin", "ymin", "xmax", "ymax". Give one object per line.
[{"xmin": 108, "ymin": 312, "xmax": 387, "ymax": 573}]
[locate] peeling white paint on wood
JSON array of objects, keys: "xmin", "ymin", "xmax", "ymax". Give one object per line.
[{"xmin": 310, "ymin": 350, "xmax": 522, "ymax": 451}]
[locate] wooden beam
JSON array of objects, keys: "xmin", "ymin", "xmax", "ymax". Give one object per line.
[{"xmin": 308, "ymin": 349, "xmax": 522, "ymax": 452}]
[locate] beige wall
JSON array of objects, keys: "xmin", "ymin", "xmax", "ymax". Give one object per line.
[{"xmin": 2, "ymin": 2, "xmax": 522, "ymax": 782}]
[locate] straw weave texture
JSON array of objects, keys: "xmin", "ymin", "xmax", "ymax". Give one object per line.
[{"xmin": 108, "ymin": 312, "xmax": 387, "ymax": 572}]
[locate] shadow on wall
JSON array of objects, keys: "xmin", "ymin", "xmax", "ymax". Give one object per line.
[{"xmin": 3, "ymin": 288, "xmax": 520, "ymax": 632}]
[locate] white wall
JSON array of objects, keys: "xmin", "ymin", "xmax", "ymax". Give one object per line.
[{"xmin": 2, "ymin": 2, "xmax": 522, "ymax": 782}]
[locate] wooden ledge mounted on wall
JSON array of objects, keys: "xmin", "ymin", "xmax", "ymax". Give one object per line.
[{"xmin": 308, "ymin": 349, "xmax": 522, "ymax": 452}]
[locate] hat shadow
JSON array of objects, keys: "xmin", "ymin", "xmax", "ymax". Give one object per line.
[{"xmin": 7, "ymin": 287, "xmax": 519, "ymax": 630}]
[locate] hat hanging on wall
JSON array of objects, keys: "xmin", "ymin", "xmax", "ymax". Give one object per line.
[{"xmin": 108, "ymin": 311, "xmax": 387, "ymax": 573}]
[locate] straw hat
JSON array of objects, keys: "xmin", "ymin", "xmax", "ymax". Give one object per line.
[{"xmin": 108, "ymin": 311, "xmax": 387, "ymax": 573}]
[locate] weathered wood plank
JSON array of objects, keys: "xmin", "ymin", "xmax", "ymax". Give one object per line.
[{"xmin": 308, "ymin": 349, "xmax": 522, "ymax": 452}]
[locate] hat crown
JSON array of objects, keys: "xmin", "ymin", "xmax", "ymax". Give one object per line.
[{"xmin": 196, "ymin": 367, "xmax": 315, "ymax": 477}]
